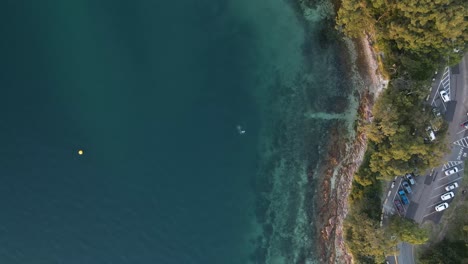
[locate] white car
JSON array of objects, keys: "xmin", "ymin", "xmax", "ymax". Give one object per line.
[
  {"xmin": 440, "ymin": 192, "xmax": 454, "ymax": 201},
  {"xmin": 435, "ymin": 202, "xmax": 449, "ymax": 212},
  {"xmin": 440, "ymin": 90, "xmax": 450, "ymax": 102},
  {"xmin": 445, "ymin": 182, "xmax": 459, "ymax": 192},
  {"xmin": 444, "ymin": 167, "xmax": 459, "ymax": 176}
]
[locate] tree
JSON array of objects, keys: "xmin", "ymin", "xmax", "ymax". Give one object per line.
[
  {"xmin": 365, "ymin": 82, "xmax": 449, "ymax": 180},
  {"xmin": 419, "ymin": 239, "xmax": 468, "ymax": 263},
  {"xmin": 336, "ymin": 0, "xmax": 375, "ymax": 38},
  {"xmin": 337, "ymin": 0, "xmax": 468, "ymax": 70},
  {"xmin": 387, "ymin": 216, "xmax": 429, "ymax": 244},
  {"xmin": 384, "ymin": 0, "xmax": 468, "ymax": 56},
  {"xmin": 345, "ymin": 213, "xmax": 398, "ymax": 262}
]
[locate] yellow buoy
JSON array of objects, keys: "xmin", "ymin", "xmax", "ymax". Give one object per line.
[{"xmin": 78, "ymin": 149, "xmax": 84, "ymax": 155}]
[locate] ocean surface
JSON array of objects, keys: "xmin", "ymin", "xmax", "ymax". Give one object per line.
[{"xmin": 0, "ymin": 1, "xmax": 358, "ymax": 263}]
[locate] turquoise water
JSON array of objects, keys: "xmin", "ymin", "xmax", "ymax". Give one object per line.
[{"xmin": 0, "ymin": 1, "xmax": 357, "ymax": 263}]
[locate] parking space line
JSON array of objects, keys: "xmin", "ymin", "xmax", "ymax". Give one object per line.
[
  {"xmin": 427, "ymin": 201, "xmax": 443, "ymax": 209},
  {"xmin": 431, "ymin": 70, "xmax": 446, "ymax": 106},
  {"xmin": 438, "ymin": 173, "xmax": 458, "ymax": 182},
  {"xmin": 434, "ymin": 177, "xmax": 462, "ymax": 190},
  {"xmin": 393, "ymin": 178, "xmax": 403, "ymax": 200},
  {"xmin": 422, "ymin": 210, "xmax": 437, "ymax": 219},
  {"xmin": 429, "ymin": 193, "xmax": 443, "ymax": 200},
  {"xmin": 438, "ymin": 170, "xmax": 464, "ymax": 182}
]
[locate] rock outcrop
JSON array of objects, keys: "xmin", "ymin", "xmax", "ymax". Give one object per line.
[{"xmin": 315, "ymin": 36, "xmax": 387, "ymax": 263}]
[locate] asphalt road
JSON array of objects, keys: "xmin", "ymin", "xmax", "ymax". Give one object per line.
[{"xmin": 384, "ymin": 54, "xmax": 468, "ymax": 264}]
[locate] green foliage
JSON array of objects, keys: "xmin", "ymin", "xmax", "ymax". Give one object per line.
[
  {"xmin": 387, "ymin": 216, "xmax": 429, "ymax": 245},
  {"xmin": 336, "ymin": 0, "xmax": 375, "ymax": 38},
  {"xmin": 345, "ymin": 80, "xmax": 449, "ymax": 261},
  {"xmin": 345, "ymin": 147, "xmax": 390, "ymax": 263},
  {"xmin": 385, "ymin": 0, "xmax": 467, "ymax": 56},
  {"xmin": 398, "ymin": 53, "xmax": 437, "ymax": 80},
  {"xmin": 348, "ymin": 147, "xmax": 383, "ymax": 220},
  {"xmin": 419, "ymin": 239, "xmax": 468, "ymax": 264},
  {"xmin": 338, "ymin": 1, "xmax": 465, "ymax": 262},
  {"xmin": 344, "ymin": 212, "xmax": 397, "ymax": 263},
  {"xmin": 336, "ymin": 0, "xmax": 467, "ymax": 76},
  {"xmin": 365, "ymin": 81, "xmax": 449, "ymax": 180}
]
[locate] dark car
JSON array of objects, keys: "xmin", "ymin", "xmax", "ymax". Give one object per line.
[
  {"xmin": 460, "ymin": 121, "xmax": 468, "ymax": 129},
  {"xmin": 398, "ymin": 190, "xmax": 409, "ymax": 205},
  {"xmin": 402, "ymin": 181, "xmax": 412, "ymax": 193},
  {"xmin": 394, "ymin": 199, "xmax": 404, "ymax": 215}
]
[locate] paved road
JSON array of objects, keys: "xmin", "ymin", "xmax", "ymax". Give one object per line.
[
  {"xmin": 384, "ymin": 54, "xmax": 468, "ymax": 264},
  {"xmin": 399, "ymin": 243, "xmax": 415, "ymax": 264}
]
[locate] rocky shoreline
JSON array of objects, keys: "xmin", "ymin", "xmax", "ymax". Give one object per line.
[{"xmin": 314, "ymin": 36, "xmax": 388, "ymax": 263}]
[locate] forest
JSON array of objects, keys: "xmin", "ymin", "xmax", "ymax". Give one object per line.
[{"xmin": 337, "ymin": 0, "xmax": 467, "ymax": 79}]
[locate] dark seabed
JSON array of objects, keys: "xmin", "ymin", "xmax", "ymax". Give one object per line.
[{"xmin": 0, "ymin": 1, "xmax": 359, "ymax": 263}]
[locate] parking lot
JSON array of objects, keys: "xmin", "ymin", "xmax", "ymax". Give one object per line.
[
  {"xmin": 420, "ymin": 168, "xmax": 463, "ymax": 221},
  {"xmin": 383, "ymin": 63, "xmax": 468, "ymax": 225},
  {"xmin": 386, "ymin": 55, "xmax": 468, "ymax": 264}
]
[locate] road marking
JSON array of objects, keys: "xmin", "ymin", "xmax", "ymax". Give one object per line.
[
  {"xmin": 434, "ymin": 177, "xmax": 462, "ymax": 189},
  {"xmin": 441, "ymin": 161, "xmax": 463, "ymax": 170},
  {"xmin": 422, "ymin": 210, "xmax": 438, "ymax": 219},
  {"xmin": 441, "ymin": 101, "xmax": 447, "ymax": 110},
  {"xmin": 388, "ymin": 178, "xmax": 405, "ymax": 216},
  {"xmin": 431, "ymin": 67, "xmax": 451, "ymax": 106},
  {"xmin": 429, "ymin": 193, "xmax": 444, "ymax": 200},
  {"xmin": 442, "ymin": 67, "xmax": 451, "ymax": 96},
  {"xmin": 392, "ymin": 178, "xmax": 402, "ymax": 201},
  {"xmin": 431, "ymin": 67, "xmax": 450, "ymax": 105},
  {"xmin": 427, "ymin": 201, "xmax": 443, "ymax": 209},
  {"xmin": 438, "ymin": 170, "xmax": 464, "ymax": 181},
  {"xmin": 454, "ymin": 136, "xmax": 468, "ymax": 147}
]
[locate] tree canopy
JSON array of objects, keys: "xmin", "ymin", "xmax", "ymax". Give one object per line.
[
  {"xmin": 337, "ymin": 0, "xmax": 468, "ymax": 68},
  {"xmin": 419, "ymin": 239, "xmax": 468, "ymax": 264},
  {"xmin": 345, "ymin": 212, "xmax": 397, "ymax": 263},
  {"xmin": 387, "ymin": 216, "xmax": 429, "ymax": 244},
  {"xmin": 365, "ymin": 80, "xmax": 449, "ymax": 180}
]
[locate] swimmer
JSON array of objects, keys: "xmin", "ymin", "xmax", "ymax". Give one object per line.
[{"xmin": 237, "ymin": 125, "xmax": 246, "ymax": 135}]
